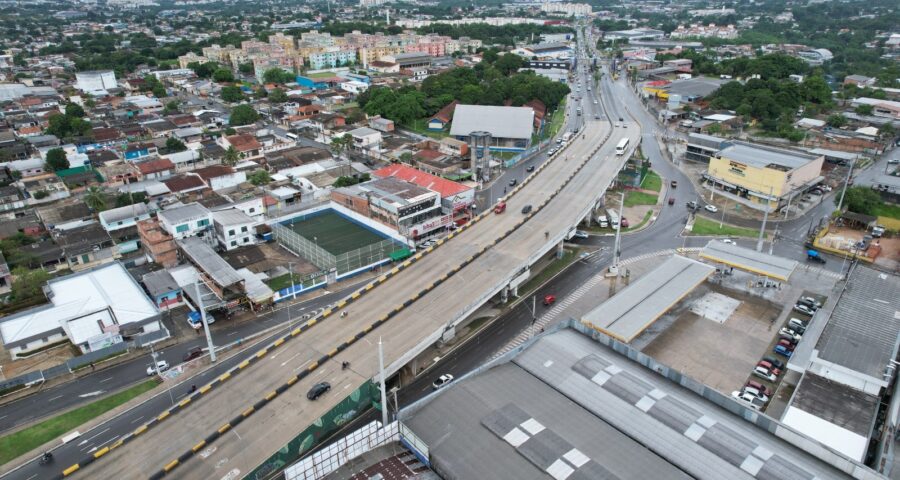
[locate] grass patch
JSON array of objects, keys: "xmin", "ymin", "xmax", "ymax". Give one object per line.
[
  {"xmin": 520, "ymin": 249, "xmax": 579, "ymax": 293},
  {"xmin": 624, "ymin": 191, "xmax": 658, "ymax": 207},
  {"xmin": 545, "ymin": 98, "xmax": 567, "ymax": 139},
  {"xmin": 0, "ymin": 379, "xmax": 159, "ymax": 464},
  {"xmin": 872, "ymin": 203, "xmax": 900, "ymax": 221},
  {"xmin": 401, "ymin": 118, "xmax": 448, "ymax": 139},
  {"xmin": 689, "ymin": 216, "xmax": 764, "ymax": 238},
  {"xmin": 642, "ymin": 170, "xmax": 662, "ymax": 192}
]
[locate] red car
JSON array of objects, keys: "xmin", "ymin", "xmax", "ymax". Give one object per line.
[
  {"xmin": 543, "ymin": 295, "xmax": 556, "ymax": 306},
  {"xmin": 745, "ymin": 380, "xmax": 773, "ymax": 397},
  {"xmin": 777, "ymin": 339, "xmax": 796, "ymax": 351},
  {"xmin": 757, "ymin": 360, "xmax": 782, "ymax": 377},
  {"xmin": 621, "ymin": 217, "xmax": 630, "ymax": 228}
]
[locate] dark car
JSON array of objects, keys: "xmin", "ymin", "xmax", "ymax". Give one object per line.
[
  {"xmin": 521, "ymin": 205, "xmax": 533, "ymax": 214},
  {"xmin": 509, "ymin": 179, "xmax": 518, "ymax": 187},
  {"xmin": 307, "ymin": 382, "xmax": 331, "ymax": 400},
  {"xmin": 686, "ymin": 201, "xmax": 699, "ymax": 211},
  {"xmin": 526, "ymin": 165, "xmax": 535, "ymax": 172},
  {"xmin": 763, "ymin": 356, "xmax": 786, "ymax": 371},
  {"xmin": 182, "ymin": 346, "xmax": 203, "ymax": 362}
]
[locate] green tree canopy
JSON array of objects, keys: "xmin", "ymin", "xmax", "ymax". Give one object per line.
[
  {"xmin": 826, "ymin": 114, "xmax": 847, "ymax": 128},
  {"xmin": 46, "ymin": 113, "xmax": 92, "ymax": 139},
  {"xmin": 268, "ymin": 88, "xmax": 288, "ymax": 103},
  {"xmin": 212, "ymin": 68, "xmax": 235, "ymax": 83},
  {"xmin": 188, "ymin": 61, "xmax": 219, "ymax": 79},
  {"xmin": 248, "ymin": 169, "xmax": 271, "ymax": 185},
  {"xmin": 262, "ymin": 68, "xmax": 295, "ymax": 84},
  {"xmin": 223, "ymin": 145, "xmax": 240, "ymax": 166},
  {"xmin": 165, "ymin": 137, "xmax": 187, "ymax": 152},
  {"xmin": 45, "ymin": 148, "xmax": 69, "ymax": 171},
  {"xmin": 65, "ymin": 103, "xmax": 85, "ymax": 117},
  {"xmin": 838, "ymin": 186, "xmax": 883, "ymax": 215},
  {"xmin": 229, "ymin": 104, "xmax": 260, "ymax": 126},
  {"xmin": 10, "ymin": 266, "xmax": 51, "ymax": 302}
]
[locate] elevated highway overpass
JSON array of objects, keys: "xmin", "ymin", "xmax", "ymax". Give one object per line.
[{"xmin": 60, "ymin": 54, "xmax": 642, "ymax": 480}]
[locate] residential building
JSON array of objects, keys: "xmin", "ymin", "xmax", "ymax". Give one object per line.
[
  {"xmin": 0, "ymin": 262, "xmax": 162, "ymax": 357},
  {"xmin": 671, "ymin": 23, "xmax": 739, "ymax": 39},
  {"xmin": 851, "ymin": 98, "xmax": 900, "ymax": 119},
  {"xmin": 0, "ymin": 185, "xmax": 26, "ymax": 214},
  {"xmin": 136, "ymin": 158, "xmax": 176, "ymax": 180},
  {"xmin": 137, "ymin": 217, "xmax": 178, "ymax": 267},
  {"xmin": 347, "ymin": 127, "xmax": 382, "ymax": 156},
  {"xmin": 142, "ymin": 269, "xmax": 184, "ymax": 310},
  {"xmin": 308, "ymin": 49, "xmax": 357, "ymax": 70},
  {"xmin": 98, "ymin": 203, "xmax": 152, "ymax": 232},
  {"xmin": 55, "ymin": 222, "xmax": 118, "ymax": 271},
  {"xmin": 540, "ymin": 2, "xmax": 592, "ymax": 16},
  {"xmin": 843, "ymin": 75, "xmax": 876, "ymax": 88},
  {"xmin": 705, "ymin": 142, "xmax": 824, "ymax": 211},
  {"xmin": 373, "ymin": 164, "xmax": 475, "ymax": 223},
  {"xmin": 332, "ymin": 176, "xmax": 445, "ymax": 242},
  {"xmin": 157, "ymin": 202, "xmax": 213, "ymax": 242},
  {"xmin": 75, "ymin": 70, "xmax": 117, "ymax": 94},
  {"xmin": 212, "ymin": 209, "xmax": 257, "ymax": 251},
  {"xmin": 220, "ymin": 134, "xmax": 263, "ymax": 161},
  {"xmin": 429, "ymin": 100, "xmax": 458, "ymax": 131},
  {"xmin": 19, "ymin": 173, "xmax": 70, "ymax": 205}
]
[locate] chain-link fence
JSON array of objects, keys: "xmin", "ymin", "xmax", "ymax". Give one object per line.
[
  {"xmin": 334, "ymin": 238, "xmax": 400, "ymax": 276},
  {"xmin": 273, "ymin": 222, "xmax": 336, "ymax": 270}
]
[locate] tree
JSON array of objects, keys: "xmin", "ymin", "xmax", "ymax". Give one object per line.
[
  {"xmin": 223, "ymin": 146, "xmax": 240, "ymax": 166},
  {"xmin": 229, "ymin": 104, "xmax": 260, "ymax": 126},
  {"xmin": 331, "ymin": 134, "xmax": 352, "ymax": 156},
  {"xmin": 10, "ymin": 266, "xmax": 51, "ymax": 302},
  {"xmin": 220, "ymin": 85, "xmax": 244, "ymax": 103},
  {"xmin": 45, "ymin": 148, "xmax": 69, "ymax": 171},
  {"xmin": 83, "ymin": 186, "xmax": 107, "ymax": 211},
  {"xmin": 826, "ymin": 114, "xmax": 847, "ymax": 127},
  {"xmin": 46, "ymin": 113, "xmax": 92, "ymax": 139},
  {"xmin": 115, "ymin": 191, "xmax": 147, "ymax": 207},
  {"xmin": 65, "ymin": 103, "xmax": 85, "ymax": 117},
  {"xmin": 164, "ymin": 100, "xmax": 180, "ymax": 114},
  {"xmin": 855, "ymin": 104, "xmax": 874, "ymax": 115},
  {"xmin": 212, "ymin": 68, "xmax": 235, "ymax": 83},
  {"xmin": 238, "ymin": 62, "xmax": 254, "ymax": 74},
  {"xmin": 248, "ymin": 169, "xmax": 271, "ymax": 185},
  {"xmin": 838, "ymin": 186, "xmax": 882, "ymax": 215},
  {"xmin": 165, "ymin": 137, "xmax": 187, "ymax": 152},
  {"xmin": 152, "ymin": 84, "xmax": 167, "ymax": 98},
  {"xmin": 224, "ymin": 127, "xmax": 237, "ymax": 136},
  {"xmin": 268, "ymin": 88, "xmax": 288, "ymax": 103},
  {"xmin": 262, "ymin": 68, "xmax": 295, "ymax": 84},
  {"xmin": 188, "ymin": 61, "xmax": 219, "ymax": 79}
]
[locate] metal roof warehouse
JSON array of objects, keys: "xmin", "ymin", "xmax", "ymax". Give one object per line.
[{"xmin": 700, "ymin": 240, "xmax": 798, "ymax": 281}]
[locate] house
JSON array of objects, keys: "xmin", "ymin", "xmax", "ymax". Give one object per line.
[
  {"xmin": 19, "ymin": 173, "xmax": 70, "ymax": 205},
  {"xmin": 193, "ymin": 165, "xmax": 246, "ymax": 191},
  {"xmin": 439, "ymin": 137, "xmax": 469, "ymax": 157},
  {"xmin": 368, "ymin": 116, "xmax": 395, "ymax": 133},
  {"xmin": 54, "ymin": 222, "xmax": 118, "ymax": 271},
  {"xmin": 0, "ymin": 185, "xmax": 26, "ymax": 214},
  {"xmin": 136, "ymin": 158, "xmax": 176, "ymax": 180},
  {"xmin": 142, "ymin": 269, "xmax": 184, "ymax": 310},
  {"xmin": 212, "ymin": 209, "xmax": 257, "ymax": 251},
  {"xmin": 137, "ymin": 217, "xmax": 178, "ymax": 267},
  {"xmin": 162, "ymin": 174, "xmax": 208, "ymax": 195},
  {"xmin": 172, "ymin": 127, "xmax": 204, "ymax": 143},
  {"xmin": 98, "ymin": 203, "xmax": 152, "ymax": 232},
  {"xmin": 157, "ymin": 202, "xmax": 213, "ymax": 242},
  {"xmin": 373, "ymin": 163, "xmax": 475, "ymax": 222},
  {"xmin": 429, "ymin": 100, "xmax": 458, "ymax": 131},
  {"xmin": 347, "ymin": 127, "xmax": 382, "ymax": 156},
  {"xmin": 143, "ymin": 119, "xmax": 178, "ymax": 138},
  {"xmin": 220, "ymin": 133, "xmax": 262, "ymax": 160},
  {"xmin": 851, "ymin": 97, "xmax": 900, "ymax": 119},
  {"xmin": 99, "ymin": 162, "xmax": 141, "ymax": 187},
  {"xmin": 0, "ymin": 262, "xmax": 163, "ymax": 357}
]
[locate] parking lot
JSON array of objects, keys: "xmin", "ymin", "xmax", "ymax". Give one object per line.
[{"xmin": 640, "ymin": 282, "xmax": 785, "ymax": 394}]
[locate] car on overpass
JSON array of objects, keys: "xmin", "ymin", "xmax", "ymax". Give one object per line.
[
  {"xmin": 307, "ymin": 382, "xmax": 331, "ymax": 400},
  {"xmin": 146, "ymin": 360, "xmax": 169, "ymax": 376},
  {"xmin": 432, "ymin": 374, "xmax": 454, "ymax": 390}
]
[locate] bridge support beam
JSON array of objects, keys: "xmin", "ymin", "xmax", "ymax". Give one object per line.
[
  {"xmin": 500, "ymin": 286, "xmax": 509, "ymax": 303},
  {"xmin": 557, "ymin": 241, "xmax": 564, "ymax": 259}
]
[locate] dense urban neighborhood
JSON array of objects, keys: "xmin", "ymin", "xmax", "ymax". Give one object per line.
[{"xmin": 0, "ymin": 0, "xmax": 898, "ymax": 479}]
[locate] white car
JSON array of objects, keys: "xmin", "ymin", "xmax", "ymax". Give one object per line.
[
  {"xmin": 731, "ymin": 391, "xmax": 764, "ymax": 410},
  {"xmin": 704, "ymin": 204, "xmax": 718, "ymax": 213},
  {"xmin": 147, "ymin": 360, "xmax": 169, "ymax": 376},
  {"xmin": 752, "ymin": 365, "xmax": 777, "ymax": 382},
  {"xmin": 779, "ymin": 327, "xmax": 803, "ymax": 342},
  {"xmin": 432, "ymin": 374, "xmax": 454, "ymax": 390},
  {"xmin": 573, "ymin": 230, "xmax": 589, "ymax": 239},
  {"xmin": 793, "ymin": 304, "xmax": 816, "ymax": 316},
  {"xmin": 720, "ymin": 239, "xmax": 736, "ymax": 245},
  {"xmin": 741, "ymin": 386, "xmax": 770, "ymax": 403}
]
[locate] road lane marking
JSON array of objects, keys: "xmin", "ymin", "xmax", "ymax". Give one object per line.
[
  {"xmin": 130, "ymin": 415, "xmax": 144, "ymax": 424},
  {"xmin": 280, "ymin": 352, "xmax": 301, "ymax": 367},
  {"xmin": 48, "ymin": 395, "xmax": 63, "ymax": 402},
  {"xmin": 99, "ymin": 377, "xmax": 113, "ymax": 383}
]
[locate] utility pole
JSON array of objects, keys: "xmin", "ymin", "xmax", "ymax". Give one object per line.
[
  {"xmin": 195, "ymin": 281, "xmax": 217, "ymax": 363},
  {"xmin": 612, "ymin": 192, "xmax": 625, "ymax": 272},
  {"xmin": 836, "ymin": 156, "xmax": 858, "ymax": 212},
  {"xmin": 756, "ymin": 186, "xmax": 773, "ymax": 252},
  {"xmin": 378, "ymin": 337, "xmax": 388, "ymax": 426},
  {"xmin": 528, "ymin": 295, "xmax": 537, "ymax": 338}
]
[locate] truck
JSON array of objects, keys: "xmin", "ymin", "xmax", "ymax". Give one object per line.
[
  {"xmin": 596, "ymin": 215, "xmax": 609, "ymax": 228},
  {"xmin": 606, "ymin": 209, "xmax": 620, "ymax": 228},
  {"xmin": 561, "ymin": 132, "xmax": 573, "ymax": 143},
  {"xmin": 806, "ymin": 249, "xmax": 826, "ymax": 264}
]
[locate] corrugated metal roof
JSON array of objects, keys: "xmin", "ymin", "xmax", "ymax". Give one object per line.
[
  {"xmin": 582, "ymin": 255, "xmax": 714, "ymax": 342},
  {"xmin": 178, "ymin": 237, "xmax": 243, "ymax": 288},
  {"xmin": 717, "ymin": 143, "xmax": 818, "ymax": 170},
  {"xmin": 699, "ymin": 240, "xmax": 797, "ymax": 281},
  {"xmin": 449, "ymin": 105, "xmax": 534, "ymax": 140}
]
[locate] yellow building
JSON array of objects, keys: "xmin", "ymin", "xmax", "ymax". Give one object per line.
[{"xmin": 706, "ymin": 142, "xmax": 824, "ymax": 211}]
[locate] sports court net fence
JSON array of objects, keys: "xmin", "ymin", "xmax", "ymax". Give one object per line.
[{"xmin": 272, "ymin": 222, "xmax": 401, "ymax": 275}]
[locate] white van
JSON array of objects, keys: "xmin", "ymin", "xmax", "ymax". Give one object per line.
[{"xmin": 596, "ymin": 215, "xmax": 609, "ymax": 228}]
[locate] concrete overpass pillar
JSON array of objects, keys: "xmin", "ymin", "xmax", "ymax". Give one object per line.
[
  {"xmin": 557, "ymin": 241, "xmax": 564, "ymax": 259},
  {"xmin": 500, "ymin": 286, "xmax": 509, "ymax": 303}
]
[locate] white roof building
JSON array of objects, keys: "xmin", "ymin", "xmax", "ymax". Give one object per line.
[
  {"xmin": 0, "ymin": 263, "xmax": 161, "ymax": 355},
  {"xmin": 449, "ymin": 105, "xmax": 534, "ymax": 141}
]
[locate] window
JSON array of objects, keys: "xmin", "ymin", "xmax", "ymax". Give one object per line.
[
  {"xmin": 241, "ymin": 226, "xmax": 248, "ymax": 233},
  {"xmin": 244, "ymin": 237, "xmax": 250, "ymax": 243},
  {"xmin": 70, "ymin": 256, "xmax": 79, "ymax": 265},
  {"xmin": 249, "ymin": 208, "xmax": 256, "ymax": 213},
  {"xmin": 197, "ymin": 219, "xmax": 210, "ymax": 228},
  {"xmin": 230, "ymin": 241, "xmax": 237, "ymax": 247},
  {"xmin": 228, "ymin": 229, "xmax": 236, "ymax": 236},
  {"xmin": 176, "ymin": 224, "xmax": 189, "ymax": 233},
  {"xmin": 81, "ymin": 254, "xmax": 90, "ymax": 263}
]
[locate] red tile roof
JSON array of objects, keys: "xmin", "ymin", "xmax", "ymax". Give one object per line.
[
  {"xmin": 192, "ymin": 165, "xmax": 234, "ymax": 182},
  {"xmin": 225, "ymin": 134, "xmax": 261, "ymax": 152},
  {"xmin": 163, "ymin": 174, "xmax": 206, "ymax": 193},
  {"xmin": 373, "ymin": 164, "xmax": 471, "ymax": 198},
  {"xmin": 415, "ymin": 149, "xmax": 445, "ymax": 161},
  {"xmin": 430, "ymin": 100, "xmax": 458, "ymax": 124},
  {"xmin": 136, "ymin": 158, "xmax": 175, "ymax": 175}
]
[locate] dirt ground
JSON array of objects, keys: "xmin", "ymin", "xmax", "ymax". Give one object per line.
[
  {"xmin": 817, "ymin": 226, "xmax": 899, "ymax": 269},
  {"xmin": 221, "ymin": 242, "xmax": 319, "ymax": 277},
  {"xmin": 0, "ymin": 341, "xmax": 77, "ymax": 377},
  {"xmin": 641, "ymin": 283, "xmax": 783, "ymax": 394}
]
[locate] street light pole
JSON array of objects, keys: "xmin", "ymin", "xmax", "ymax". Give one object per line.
[
  {"xmin": 836, "ymin": 156, "xmax": 858, "ymax": 212},
  {"xmin": 194, "ymin": 281, "xmax": 217, "ymax": 363},
  {"xmin": 756, "ymin": 186, "xmax": 773, "ymax": 252}
]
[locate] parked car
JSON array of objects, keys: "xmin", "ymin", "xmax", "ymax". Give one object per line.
[
  {"xmin": 758, "ymin": 360, "xmax": 782, "ymax": 376},
  {"xmin": 183, "ymin": 346, "xmax": 203, "ymax": 362},
  {"xmin": 774, "ymin": 344, "xmax": 794, "ymax": 358},
  {"xmin": 777, "ymin": 339, "xmax": 796, "ymax": 350},
  {"xmin": 762, "ymin": 356, "xmax": 785, "ymax": 371},
  {"xmin": 745, "ymin": 380, "xmax": 773, "ymax": 397},
  {"xmin": 779, "ymin": 327, "xmax": 803, "ymax": 342},
  {"xmin": 306, "ymin": 382, "xmax": 331, "ymax": 400},
  {"xmin": 741, "ymin": 385, "xmax": 770, "ymax": 403},
  {"xmin": 798, "ymin": 296, "xmax": 822, "ymax": 310},
  {"xmin": 752, "ymin": 365, "xmax": 777, "ymax": 382},
  {"xmin": 521, "ymin": 205, "xmax": 533, "ymax": 214},
  {"xmin": 787, "ymin": 318, "xmax": 808, "ymax": 334},
  {"xmin": 731, "ymin": 391, "xmax": 764, "ymax": 410},
  {"xmin": 187, "ymin": 311, "xmax": 215, "ymax": 330},
  {"xmin": 573, "ymin": 230, "xmax": 589, "ymax": 239},
  {"xmin": 146, "ymin": 360, "xmax": 169, "ymax": 376},
  {"xmin": 432, "ymin": 374, "xmax": 454, "ymax": 390},
  {"xmin": 793, "ymin": 304, "xmax": 816, "ymax": 316},
  {"xmin": 704, "ymin": 204, "xmax": 718, "ymax": 213}
]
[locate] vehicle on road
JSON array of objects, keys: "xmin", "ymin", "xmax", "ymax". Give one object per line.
[
  {"xmin": 526, "ymin": 165, "xmax": 535, "ymax": 172},
  {"xmin": 573, "ymin": 230, "xmax": 589, "ymax": 239},
  {"xmin": 543, "ymin": 295, "xmax": 557, "ymax": 306},
  {"xmin": 509, "ymin": 179, "xmax": 517, "ymax": 187},
  {"xmin": 147, "ymin": 360, "xmax": 169, "ymax": 376},
  {"xmin": 183, "ymin": 346, "xmax": 203, "ymax": 362},
  {"xmin": 494, "ymin": 201, "xmax": 506, "ymax": 214},
  {"xmin": 432, "ymin": 374, "xmax": 454, "ymax": 390},
  {"xmin": 686, "ymin": 201, "xmax": 699, "ymax": 210},
  {"xmin": 793, "ymin": 304, "xmax": 816, "ymax": 316},
  {"xmin": 806, "ymin": 250, "xmax": 826, "ymax": 264},
  {"xmin": 721, "ymin": 239, "xmax": 736, "ymax": 245},
  {"xmin": 521, "ymin": 205, "xmax": 533, "ymax": 214},
  {"xmin": 668, "ymin": 197, "xmax": 675, "ymax": 206},
  {"xmin": 704, "ymin": 204, "xmax": 718, "ymax": 213},
  {"xmin": 731, "ymin": 391, "xmax": 764, "ymax": 410},
  {"xmin": 670, "ymin": 180, "xmax": 677, "ymax": 188},
  {"xmin": 307, "ymin": 382, "xmax": 331, "ymax": 400}
]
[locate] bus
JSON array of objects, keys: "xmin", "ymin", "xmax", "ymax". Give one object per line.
[
  {"xmin": 606, "ymin": 209, "xmax": 620, "ymax": 228},
  {"xmin": 615, "ymin": 137, "xmax": 629, "ymax": 155}
]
